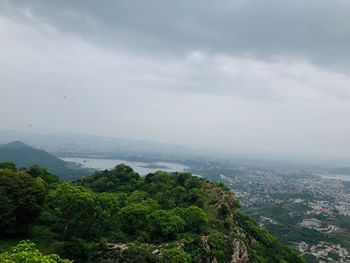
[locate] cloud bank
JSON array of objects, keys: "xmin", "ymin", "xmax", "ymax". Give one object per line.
[{"xmin": 1, "ymin": 0, "xmax": 350, "ymax": 158}]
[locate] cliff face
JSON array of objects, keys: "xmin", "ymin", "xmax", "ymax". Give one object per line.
[
  {"xmin": 105, "ymin": 236, "xmax": 249, "ymax": 263},
  {"xmin": 230, "ymin": 238, "xmax": 249, "ymax": 263}
]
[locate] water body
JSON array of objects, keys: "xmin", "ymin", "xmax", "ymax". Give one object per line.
[
  {"xmin": 61, "ymin": 157, "xmax": 189, "ymax": 176},
  {"xmin": 316, "ymin": 173, "xmax": 350, "ymax": 182}
]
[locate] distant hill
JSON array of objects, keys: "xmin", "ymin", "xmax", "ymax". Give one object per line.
[
  {"xmin": 0, "ymin": 130, "xmax": 193, "ymax": 162},
  {"xmin": 0, "ymin": 141, "xmax": 90, "ymax": 179}
]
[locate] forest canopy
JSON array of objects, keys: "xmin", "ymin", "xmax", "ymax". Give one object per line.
[{"xmin": 0, "ymin": 162, "xmax": 304, "ymax": 263}]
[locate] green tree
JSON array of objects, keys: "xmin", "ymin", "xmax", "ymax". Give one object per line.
[
  {"xmin": 0, "ymin": 240, "xmax": 72, "ymax": 263},
  {"xmin": 49, "ymin": 183, "xmax": 94, "ymax": 240},
  {"xmin": 0, "ymin": 161, "xmax": 16, "ymax": 171},
  {"xmin": 148, "ymin": 210, "xmax": 185, "ymax": 240},
  {"xmin": 208, "ymin": 230, "xmax": 230, "ymax": 262},
  {"xmin": 173, "ymin": 186, "xmax": 187, "ymax": 205},
  {"xmin": 183, "ymin": 206, "xmax": 208, "ymax": 233},
  {"xmin": 173, "ymin": 206, "xmax": 208, "ymax": 233},
  {"xmin": 80, "ymin": 164, "xmax": 140, "ymax": 193},
  {"xmin": 162, "ymin": 248, "xmax": 191, "ymax": 263},
  {"xmin": 0, "ymin": 169, "xmax": 47, "ymax": 235},
  {"xmin": 29, "ymin": 164, "xmax": 59, "ymax": 185},
  {"xmin": 83, "ymin": 192, "xmax": 120, "ymax": 239},
  {"xmin": 127, "ymin": 190, "xmax": 149, "ymax": 203},
  {"xmin": 118, "ymin": 203, "xmax": 151, "ymax": 235},
  {"xmin": 53, "ymin": 237, "xmax": 97, "ymax": 263},
  {"xmin": 120, "ymin": 244, "xmax": 158, "ymax": 263},
  {"xmin": 127, "ymin": 190, "xmax": 160, "ymax": 211}
]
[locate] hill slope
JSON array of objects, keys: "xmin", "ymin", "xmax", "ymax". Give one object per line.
[
  {"xmin": 80, "ymin": 166, "xmax": 305, "ymax": 262},
  {"xmin": 0, "ymin": 163, "xmax": 305, "ymax": 262},
  {"xmin": 0, "ymin": 130, "xmax": 191, "ymax": 161},
  {"xmin": 0, "ymin": 141, "xmax": 90, "ymax": 179}
]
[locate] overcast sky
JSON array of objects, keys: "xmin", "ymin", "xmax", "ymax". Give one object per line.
[{"xmin": 1, "ymin": 0, "xmax": 350, "ymax": 158}]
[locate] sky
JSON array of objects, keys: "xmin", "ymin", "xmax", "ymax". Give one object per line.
[{"xmin": 1, "ymin": 0, "xmax": 350, "ymax": 158}]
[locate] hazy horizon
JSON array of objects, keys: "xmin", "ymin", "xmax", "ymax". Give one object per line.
[
  {"xmin": 2, "ymin": 129, "xmax": 350, "ymax": 168},
  {"xmin": 1, "ymin": 1, "xmax": 350, "ymax": 159}
]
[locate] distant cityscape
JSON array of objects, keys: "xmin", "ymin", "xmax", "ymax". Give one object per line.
[
  {"xmin": 187, "ymin": 160, "xmax": 350, "ymax": 263},
  {"xmin": 60, "ymin": 152, "xmax": 350, "ymax": 262}
]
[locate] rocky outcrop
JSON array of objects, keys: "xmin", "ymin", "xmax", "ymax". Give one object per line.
[
  {"xmin": 106, "ymin": 234, "xmax": 250, "ymax": 263},
  {"xmin": 230, "ymin": 238, "xmax": 249, "ymax": 263}
]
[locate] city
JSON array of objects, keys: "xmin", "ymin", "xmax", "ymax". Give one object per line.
[{"xmin": 188, "ymin": 160, "xmax": 350, "ymax": 262}]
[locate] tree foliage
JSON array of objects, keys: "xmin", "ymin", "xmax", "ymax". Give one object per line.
[
  {"xmin": 48, "ymin": 183, "xmax": 94, "ymax": 240},
  {"xmin": 148, "ymin": 210, "xmax": 185, "ymax": 240},
  {"xmin": 29, "ymin": 164, "xmax": 59, "ymax": 185},
  {"xmin": 0, "ymin": 168, "xmax": 47, "ymax": 235},
  {"xmin": 118, "ymin": 203, "xmax": 151, "ymax": 236},
  {"xmin": 0, "ymin": 163, "xmax": 304, "ymax": 263},
  {"xmin": 162, "ymin": 248, "xmax": 191, "ymax": 263},
  {"xmin": 0, "ymin": 161, "xmax": 16, "ymax": 171},
  {"xmin": 0, "ymin": 241, "xmax": 72, "ymax": 263},
  {"xmin": 120, "ymin": 244, "xmax": 158, "ymax": 263}
]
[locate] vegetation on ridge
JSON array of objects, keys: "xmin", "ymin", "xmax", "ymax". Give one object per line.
[{"xmin": 0, "ymin": 162, "xmax": 304, "ymax": 262}]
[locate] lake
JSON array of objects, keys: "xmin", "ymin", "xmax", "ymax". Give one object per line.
[
  {"xmin": 315, "ymin": 173, "xmax": 350, "ymax": 182},
  {"xmin": 61, "ymin": 157, "xmax": 189, "ymax": 176}
]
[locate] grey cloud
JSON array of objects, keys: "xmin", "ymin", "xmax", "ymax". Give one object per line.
[
  {"xmin": 1, "ymin": 0, "xmax": 350, "ymax": 158},
  {"xmin": 1, "ymin": 0, "xmax": 350, "ymax": 72}
]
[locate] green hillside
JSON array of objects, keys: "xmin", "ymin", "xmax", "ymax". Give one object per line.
[
  {"xmin": 0, "ymin": 163, "xmax": 304, "ymax": 262},
  {"xmin": 0, "ymin": 141, "xmax": 90, "ymax": 180}
]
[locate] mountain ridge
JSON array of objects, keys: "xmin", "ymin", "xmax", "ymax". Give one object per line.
[
  {"xmin": 0, "ymin": 162, "xmax": 305, "ymax": 262},
  {"xmin": 0, "ymin": 141, "xmax": 90, "ymax": 179}
]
